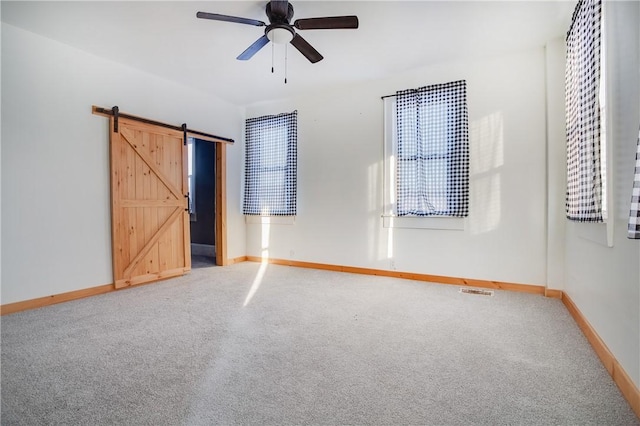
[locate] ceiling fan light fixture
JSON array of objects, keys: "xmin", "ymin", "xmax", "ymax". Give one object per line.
[
  {"xmin": 197, "ymin": 1, "xmax": 359, "ymax": 63},
  {"xmin": 267, "ymin": 26, "xmax": 294, "ymax": 44}
]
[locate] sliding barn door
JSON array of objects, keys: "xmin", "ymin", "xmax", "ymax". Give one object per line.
[{"xmin": 110, "ymin": 117, "xmax": 191, "ymax": 288}]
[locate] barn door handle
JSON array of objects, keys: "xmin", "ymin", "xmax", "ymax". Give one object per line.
[{"xmin": 185, "ymin": 193, "xmax": 190, "ymax": 212}]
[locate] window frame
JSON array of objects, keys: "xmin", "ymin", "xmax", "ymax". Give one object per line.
[
  {"xmin": 396, "ymin": 97, "xmax": 454, "ymax": 216},
  {"xmin": 383, "ymin": 82, "xmax": 469, "ymax": 230},
  {"xmin": 243, "ymin": 111, "xmax": 297, "ymax": 217},
  {"xmin": 565, "ymin": 0, "xmax": 613, "ymax": 246},
  {"xmin": 383, "ymin": 97, "xmax": 465, "ymax": 230}
]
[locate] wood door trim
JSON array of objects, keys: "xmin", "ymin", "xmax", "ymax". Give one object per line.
[
  {"xmin": 121, "ymin": 207, "xmax": 182, "ymax": 281},
  {"xmin": 181, "ymin": 138, "xmax": 191, "ymax": 271},
  {"xmin": 215, "ymin": 143, "xmax": 228, "ymax": 265},
  {"xmin": 121, "ymin": 127, "xmax": 183, "ymax": 200},
  {"xmin": 187, "ymin": 132, "xmax": 231, "ymax": 144}
]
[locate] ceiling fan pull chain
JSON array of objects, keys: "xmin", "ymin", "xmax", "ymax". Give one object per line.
[
  {"xmin": 271, "ymin": 42, "xmax": 275, "ymax": 73},
  {"xmin": 285, "ymin": 43, "xmax": 288, "ymax": 84}
]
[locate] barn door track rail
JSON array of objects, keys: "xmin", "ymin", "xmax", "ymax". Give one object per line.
[{"xmin": 92, "ymin": 105, "xmax": 234, "ymax": 145}]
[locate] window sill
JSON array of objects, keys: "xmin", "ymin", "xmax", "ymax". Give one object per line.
[
  {"xmin": 382, "ymin": 215, "xmax": 465, "ymax": 230},
  {"xmin": 572, "ymin": 220, "xmax": 613, "ymax": 247},
  {"xmin": 245, "ymin": 215, "xmax": 296, "ymax": 225}
]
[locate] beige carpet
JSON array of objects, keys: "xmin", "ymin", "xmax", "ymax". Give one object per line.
[{"xmin": 2, "ymin": 262, "xmax": 638, "ymax": 425}]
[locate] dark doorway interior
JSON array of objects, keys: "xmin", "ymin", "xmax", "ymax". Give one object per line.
[{"xmin": 190, "ymin": 139, "xmax": 217, "ymax": 268}]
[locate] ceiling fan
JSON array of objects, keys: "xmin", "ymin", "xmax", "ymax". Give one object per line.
[{"xmin": 196, "ymin": 0, "xmax": 359, "ymax": 64}]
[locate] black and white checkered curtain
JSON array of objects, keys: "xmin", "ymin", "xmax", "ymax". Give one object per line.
[
  {"xmin": 395, "ymin": 80, "xmax": 469, "ymax": 217},
  {"xmin": 628, "ymin": 127, "xmax": 640, "ymax": 239},
  {"xmin": 565, "ymin": 0, "xmax": 603, "ymax": 221},
  {"xmin": 243, "ymin": 111, "xmax": 297, "ymax": 216}
]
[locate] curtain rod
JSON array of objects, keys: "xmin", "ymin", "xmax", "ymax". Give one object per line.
[
  {"xmin": 92, "ymin": 106, "xmax": 235, "ymax": 144},
  {"xmin": 382, "ymin": 80, "xmax": 467, "ymax": 100},
  {"xmin": 380, "ymin": 87, "xmax": 429, "ymax": 99}
]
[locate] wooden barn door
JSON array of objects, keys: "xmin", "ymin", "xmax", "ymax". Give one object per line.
[{"xmin": 110, "ymin": 117, "xmax": 191, "ymax": 288}]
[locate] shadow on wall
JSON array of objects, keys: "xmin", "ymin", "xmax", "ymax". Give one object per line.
[{"xmin": 469, "ymin": 111, "xmax": 504, "ymax": 235}]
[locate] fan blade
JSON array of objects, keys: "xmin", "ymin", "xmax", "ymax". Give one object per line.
[
  {"xmin": 237, "ymin": 35, "xmax": 270, "ymax": 60},
  {"xmin": 294, "ymin": 16, "xmax": 359, "ymax": 30},
  {"xmin": 270, "ymin": 0, "xmax": 289, "ymax": 18},
  {"xmin": 290, "ymin": 33, "xmax": 323, "ymax": 63},
  {"xmin": 196, "ymin": 11, "xmax": 265, "ymax": 27}
]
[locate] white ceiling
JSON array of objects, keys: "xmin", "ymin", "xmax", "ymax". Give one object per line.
[{"xmin": 1, "ymin": 1, "xmax": 576, "ymax": 106}]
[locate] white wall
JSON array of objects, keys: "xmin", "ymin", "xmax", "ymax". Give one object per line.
[
  {"xmin": 0, "ymin": 9, "xmax": 3, "ymax": 296},
  {"xmin": 1, "ymin": 23, "xmax": 245, "ymax": 305},
  {"xmin": 563, "ymin": 0, "xmax": 640, "ymax": 388},
  {"xmin": 246, "ymin": 47, "xmax": 548, "ymax": 286},
  {"xmin": 545, "ymin": 37, "xmax": 567, "ymax": 292}
]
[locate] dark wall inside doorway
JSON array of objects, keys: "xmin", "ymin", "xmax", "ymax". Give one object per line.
[{"xmin": 190, "ymin": 140, "xmax": 215, "ymax": 245}]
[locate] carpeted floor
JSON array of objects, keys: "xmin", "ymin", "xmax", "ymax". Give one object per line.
[
  {"xmin": 1, "ymin": 262, "xmax": 638, "ymax": 425},
  {"xmin": 191, "ymin": 254, "xmax": 217, "ymax": 269}
]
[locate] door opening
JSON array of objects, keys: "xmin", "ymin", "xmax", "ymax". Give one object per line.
[
  {"xmin": 189, "ymin": 138, "xmax": 217, "ymax": 268},
  {"xmin": 96, "ymin": 105, "xmax": 232, "ymax": 274}
]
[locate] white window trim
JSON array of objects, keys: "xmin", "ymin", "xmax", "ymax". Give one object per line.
[
  {"xmin": 575, "ymin": 1, "xmax": 613, "ymax": 247},
  {"xmin": 382, "ymin": 96, "xmax": 465, "ymax": 231},
  {"xmin": 601, "ymin": 1, "xmax": 614, "ymax": 247}
]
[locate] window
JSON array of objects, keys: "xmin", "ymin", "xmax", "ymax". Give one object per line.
[
  {"xmin": 565, "ymin": 0, "xmax": 606, "ymax": 222},
  {"xmin": 387, "ymin": 80, "xmax": 469, "ymax": 219},
  {"xmin": 243, "ymin": 111, "xmax": 297, "ymax": 216}
]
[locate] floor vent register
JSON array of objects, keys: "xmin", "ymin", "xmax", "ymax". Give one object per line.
[{"xmin": 459, "ymin": 288, "xmax": 494, "ymax": 296}]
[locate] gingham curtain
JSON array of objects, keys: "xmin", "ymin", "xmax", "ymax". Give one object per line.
[
  {"xmin": 628, "ymin": 127, "xmax": 640, "ymax": 239},
  {"xmin": 565, "ymin": 0, "xmax": 603, "ymax": 221},
  {"xmin": 395, "ymin": 80, "xmax": 469, "ymax": 217},
  {"xmin": 243, "ymin": 111, "xmax": 297, "ymax": 215}
]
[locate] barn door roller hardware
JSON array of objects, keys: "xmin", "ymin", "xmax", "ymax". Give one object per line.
[
  {"xmin": 182, "ymin": 123, "xmax": 188, "ymax": 146},
  {"xmin": 92, "ymin": 105, "xmax": 235, "ymax": 144},
  {"xmin": 112, "ymin": 106, "xmax": 119, "ymax": 132}
]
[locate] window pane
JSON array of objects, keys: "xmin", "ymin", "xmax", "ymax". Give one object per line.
[
  {"xmin": 423, "ymin": 158, "xmax": 448, "ymax": 212},
  {"xmin": 421, "ymin": 101, "xmax": 449, "ymax": 157}
]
